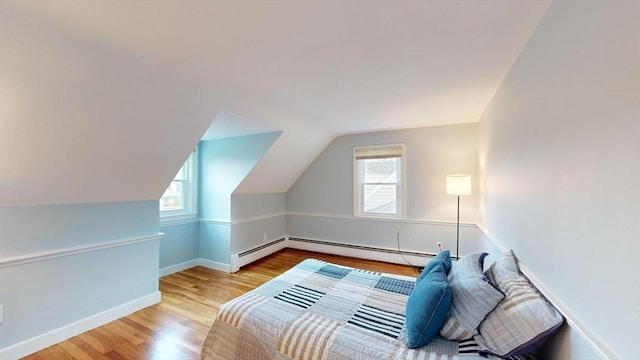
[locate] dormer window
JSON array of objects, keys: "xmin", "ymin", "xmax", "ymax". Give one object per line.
[{"xmin": 160, "ymin": 148, "xmax": 198, "ymax": 222}]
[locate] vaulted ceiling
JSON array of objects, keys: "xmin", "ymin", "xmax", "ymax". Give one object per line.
[{"xmin": 0, "ymin": 0, "xmax": 550, "ymax": 206}]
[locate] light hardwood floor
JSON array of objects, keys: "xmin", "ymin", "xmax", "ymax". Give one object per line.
[{"xmin": 24, "ymin": 249, "xmax": 420, "ymax": 360}]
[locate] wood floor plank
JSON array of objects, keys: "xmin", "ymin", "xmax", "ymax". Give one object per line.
[
  {"xmin": 58, "ymin": 338, "xmax": 96, "ymax": 360},
  {"xmin": 22, "ymin": 249, "xmax": 419, "ymax": 359},
  {"xmin": 75, "ymin": 332, "xmax": 110, "ymax": 357}
]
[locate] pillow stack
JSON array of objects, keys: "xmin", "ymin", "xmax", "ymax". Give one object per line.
[
  {"xmin": 440, "ymin": 252, "xmax": 504, "ymax": 341},
  {"xmin": 406, "ymin": 249, "xmax": 563, "ymax": 355},
  {"xmin": 474, "ymin": 250, "xmax": 564, "ymax": 357},
  {"xmin": 405, "ymin": 251, "xmax": 452, "ymax": 349}
]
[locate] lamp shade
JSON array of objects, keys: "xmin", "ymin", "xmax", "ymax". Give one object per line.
[{"xmin": 446, "ymin": 174, "xmax": 471, "ymax": 195}]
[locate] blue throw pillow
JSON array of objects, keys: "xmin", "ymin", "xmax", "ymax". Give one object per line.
[
  {"xmin": 405, "ymin": 262, "xmax": 452, "ymax": 349},
  {"xmin": 416, "ymin": 250, "xmax": 452, "ymax": 284}
]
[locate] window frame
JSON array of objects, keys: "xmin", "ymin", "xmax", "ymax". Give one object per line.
[
  {"xmin": 353, "ymin": 144, "xmax": 406, "ymax": 219},
  {"xmin": 160, "ymin": 148, "xmax": 198, "ymax": 223}
]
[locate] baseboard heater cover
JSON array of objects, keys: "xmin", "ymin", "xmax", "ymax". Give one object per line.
[
  {"xmin": 230, "ymin": 237, "xmax": 286, "ymax": 273},
  {"xmin": 287, "ymin": 237, "xmax": 435, "ymax": 265}
]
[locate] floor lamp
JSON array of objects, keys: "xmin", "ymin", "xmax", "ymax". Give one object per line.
[{"xmin": 446, "ymin": 174, "xmax": 471, "ymax": 260}]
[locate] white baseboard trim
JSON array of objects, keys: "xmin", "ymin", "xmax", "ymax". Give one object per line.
[
  {"xmin": 477, "ymin": 225, "xmax": 615, "ymax": 360},
  {"xmin": 159, "ymin": 259, "xmax": 200, "ymax": 277},
  {"xmin": 0, "ymin": 291, "xmax": 161, "ymax": 360},
  {"xmin": 159, "ymin": 258, "xmax": 232, "ymax": 275},
  {"xmin": 287, "ymin": 237, "xmax": 433, "ymax": 268},
  {"xmin": 198, "ymin": 258, "xmax": 231, "ymax": 273}
]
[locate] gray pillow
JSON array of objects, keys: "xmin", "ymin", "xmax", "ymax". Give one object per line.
[
  {"xmin": 440, "ymin": 253, "xmax": 504, "ymax": 340},
  {"xmin": 474, "ymin": 250, "xmax": 564, "ymax": 357}
]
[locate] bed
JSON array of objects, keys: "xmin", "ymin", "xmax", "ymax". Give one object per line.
[{"xmin": 201, "ymin": 252, "xmax": 563, "ymax": 360}]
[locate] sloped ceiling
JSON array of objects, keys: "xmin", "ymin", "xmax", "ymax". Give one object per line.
[{"xmin": 0, "ymin": 1, "xmax": 550, "ymax": 206}]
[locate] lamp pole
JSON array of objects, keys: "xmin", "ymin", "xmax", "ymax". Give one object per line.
[
  {"xmin": 446, "ymin": 174, "xmax": 470, "ymax": 261},
  {"xmin": 456, "ymin": 195, "xmax": 460, "ymax": 260}
]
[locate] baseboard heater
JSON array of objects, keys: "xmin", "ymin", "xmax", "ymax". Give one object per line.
[
  {"xmin": 230, "ymin": 237, "xmax": 286, "ymax": 273},
  {"xmin": 288, "ymin": 237, "xmax": 435, "ymax": 266}
]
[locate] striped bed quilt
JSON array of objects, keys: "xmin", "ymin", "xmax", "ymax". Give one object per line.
[{"xmin": 201, "ymin": 259, "xmax": 485, "ymax": 360}]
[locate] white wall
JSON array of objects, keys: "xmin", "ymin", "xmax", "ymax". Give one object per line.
[
  {"xmin": 0, "ymin": 3, "xmax": 214, "ymax": 207},
  {"xmin": 287, "ymin": 123, "xmax": 480, "ymax": 257},
  {"xmin": 478, "ymin": 1, "xmax": 639, "ymax": 358},
  {"xmin": 231, "ymin": 193, "xmax": 287, "ymax": 221},
  {"xmin": 230, "ymin": 193, "xmax": 287, "ymax": 255}
]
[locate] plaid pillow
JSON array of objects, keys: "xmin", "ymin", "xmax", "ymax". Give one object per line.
[{"xmin": 474, "ymin": 250, "xmax": 564, "ymax": 357}]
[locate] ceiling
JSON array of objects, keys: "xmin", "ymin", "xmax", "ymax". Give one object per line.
[
  {"xmin": 0, "ymin": 0, "xmax": 551, "ymax": 205},
  {"xmin": 22, "ymin": 0, "xmax": 550, "ymax": 135}
]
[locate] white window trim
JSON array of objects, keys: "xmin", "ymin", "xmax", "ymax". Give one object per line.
[
  {"xmin": 160, "ymin": 148, "xmax": 199, "ymax": 223},
  {"xmin": 353, "ymin": 144, "xmax": 406, "ymax": 219}
]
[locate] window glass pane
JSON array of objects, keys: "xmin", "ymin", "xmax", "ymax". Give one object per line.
[
  {"xmin": 173, "ymin": 165, "xmax": 185, "ymax": 181},
  {"xmin": 160, "ymin": 149, "xmax": 198, "ymax": 218},
  {"xmin": 364, "ymin": 158, "xmax": 398, "ymax": 183},
  {"xmin": 160, "ymin": 180, "xmax": 184, "ymax": 211},
  {"xmin": 354, "ymin": 144, "xmax": 403, "ymax": 218},
  {"xmin": 363, "ymin": 184, "xmax": 397, "ymax": 214}
]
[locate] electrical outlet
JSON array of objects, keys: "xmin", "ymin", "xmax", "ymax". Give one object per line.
[
  {"xmin": 263, "ymin": 233, "xmax": 268, "ymax": 242},
  {"xmin": 436, "ymin": 241, "xmax": 444, "ymax": 252}
]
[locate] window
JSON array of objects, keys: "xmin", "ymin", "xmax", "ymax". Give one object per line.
[
  {"xmin": 354, "ymin": 144, "xmax": 405, "ymax": 218},
  {"xmin": 160, "ymin": 148, "xmax": 198, "ymax": 221}
]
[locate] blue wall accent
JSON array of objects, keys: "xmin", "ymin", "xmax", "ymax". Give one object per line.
[
  {"xmin": 199, "ymin": 132, "xmax": 282, "ymax": 221},
  {"xmin": 198, "ymin": 222, "xmax": 231, "ymax": 264},
  {"xmin": 159, "ymin": 221, "xmax": 199, "ymax": 269},
  {"xmin": 158, "ymin": 194, "xmax": 289, "ymax": 270},
  {"xmin": 158, "ymin": 135, "xmax": 285, "ymax": 271},
  {"xmin": 197, "ymin": 132, "xmax": 282, "ymax": 265},
  {"xmin": 0, "ymin": 201, "xmax": 160, "ymax": 350},
  {"xmin": 1, "ymin": 201, "xmax": 158, "ymax": 258}
]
